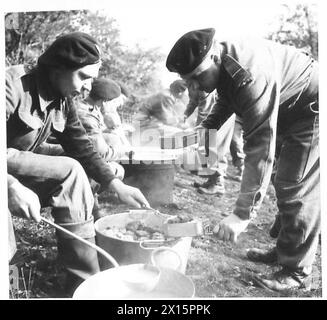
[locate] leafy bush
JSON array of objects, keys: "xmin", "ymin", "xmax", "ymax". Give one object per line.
[{"xmin": 5, "ymin": 10, "xmax": 165, "ymax": 95}]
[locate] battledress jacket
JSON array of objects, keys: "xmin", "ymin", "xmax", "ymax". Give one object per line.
[
  {"xmin": 200, "ymin": 37, "xmax": 318, "ymax": 220},
  {"xmin": 6, "ymin": 65, "xmax": 116, "ymax": 188}
]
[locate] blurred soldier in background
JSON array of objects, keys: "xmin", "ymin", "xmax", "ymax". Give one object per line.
[
  {"xmin": 133, "ymin": 81, "xmax": 189, "ymax": 132},
  {"xmin": 77, "ymin": 77, "xmax": 131, "ymax": 179}
]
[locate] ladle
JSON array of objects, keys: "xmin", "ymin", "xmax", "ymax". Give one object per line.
[{"xmin": 40, "ymin": 217, "xmax": 119, "ymax": 268}]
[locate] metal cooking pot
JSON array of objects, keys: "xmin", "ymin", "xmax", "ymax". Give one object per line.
[{"xmin": 95, "ymin": 210, "xmax": 192, "ymax": 273}]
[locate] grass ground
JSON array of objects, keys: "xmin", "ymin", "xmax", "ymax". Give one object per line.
[{"xmin": 10, "ymin": 162, "xmax": 322, "ymax": 299}]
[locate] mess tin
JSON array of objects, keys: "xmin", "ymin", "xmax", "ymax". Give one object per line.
[{"xmin": 163, "ymin": 218, "xmax": 213, "ymax": 237}]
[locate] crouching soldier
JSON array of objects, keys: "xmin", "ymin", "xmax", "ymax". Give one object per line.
[{"xmin": 7, "ymin": 32, "xmax": 149, "ymax": 295}]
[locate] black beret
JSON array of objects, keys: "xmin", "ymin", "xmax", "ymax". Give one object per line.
[
  {"xmin": 89, "ymin": 78, "xmax": 121, "ymax": 101},
  {"xmin": 38, "ymin": 32, "xmax": 101, "ymax": 69},
  {"xmin": 166, "ymin": 28, "xmax": 215, "ymax": 76}
]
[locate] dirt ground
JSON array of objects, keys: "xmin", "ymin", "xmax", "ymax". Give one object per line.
[{"xmin": 10, "ymin": 161, "xmax": 322, "ymax": 299}]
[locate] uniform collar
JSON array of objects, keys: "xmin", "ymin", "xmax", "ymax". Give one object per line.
[{"xmin": 34, "ymin": 68, "xmax": 57, "ymax": 111}]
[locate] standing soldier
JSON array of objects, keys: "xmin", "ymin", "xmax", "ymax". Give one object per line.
[{"xmin": 166, "ymin": 28, "xmax": 319, "ymax": 291}]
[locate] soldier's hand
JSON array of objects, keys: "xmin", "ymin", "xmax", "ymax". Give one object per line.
[
  {"xmin": 109, "ymin": 179, "xmax": 150, "ymax": 208},
  {"xmin": 213, "ymin": 213, "xmax": 250, "ymax": 243},
  {"xmin": 8, "ymin": 181, "xmax": 41, "ymax": 222}
]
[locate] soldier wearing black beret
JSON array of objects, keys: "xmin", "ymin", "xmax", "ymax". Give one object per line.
[
  {"xmin": 76, "ymin": 77, "xmax": 128, "ymax": 180},
  {"xmin": 167, "ymin": 28, "xmax": 319, "ymax": 291},
  {"xmin": 7, "ymin": 32, "xmax": 149, "ymax": 296}
]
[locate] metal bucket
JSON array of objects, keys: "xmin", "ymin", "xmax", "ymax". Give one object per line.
[{"xmin": 95, "ymin": 210, "xmax": 192, "ymax": 274}]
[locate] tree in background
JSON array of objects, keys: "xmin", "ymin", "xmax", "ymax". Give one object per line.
[
  {"xmin": 5, "ymin": 11, "xmax": 86, "ymax": 65},
  {"xmin": 266, "ymin": 3, "xmax": 318, "ymax": 60},
  {"xmin": 5, "ymin": 10, "xmax": 165, "ymax": 95}
]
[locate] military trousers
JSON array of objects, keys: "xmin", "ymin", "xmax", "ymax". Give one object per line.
[
  {"xmin": 204, "ymin": 115, "xmax": 236, "ymax": 177},
  {"xmin": 273, "ymin": 114, "xmax": 320, "ymax": 271},
  {"xmin": 7, "ymin": 149, "xmax": 95, "ymax": 238}
]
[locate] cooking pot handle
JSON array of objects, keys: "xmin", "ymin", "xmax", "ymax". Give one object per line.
[
  {"xmin": 41, "ymin": 217, "xmax": 120, "ymax": 268},
  {"xmin": 150, "ymin": 247, "xmax": 183, "ymax": 272},
  {"xmin": 139, "ymin": 239, "xmax": 168, "ymax": 249}
]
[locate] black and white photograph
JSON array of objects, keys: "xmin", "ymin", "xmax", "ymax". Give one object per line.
[{"xmin": 2, "ymin": 0, "xmax": 325, "ymax": 301}]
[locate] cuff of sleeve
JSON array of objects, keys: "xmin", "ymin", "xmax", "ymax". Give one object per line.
[
  {"xmin": 234, "ymin": 191, "xmax": 263, "ymax": 220},
  {"xmin": 98, "ymin": 177, "xmax": 116, "ymax": 194},
  {"xmin": 233, "ymin": 207, "xmax": 254, "ymax": 220},
  {"xmin": 184, "ymin": 109, "xmax": 193, "ymax": 118},
  {"xmin": 105, "ymin": 145, "xmax": 118, "ymax": 161}
]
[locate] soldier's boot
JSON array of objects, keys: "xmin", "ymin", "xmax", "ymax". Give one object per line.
[
  {"xmin": 193, "ymin": 178, "xmax": 215, "ymax": 188},
  {"xmin": 246, "ymin": 247, "xmax": 278, "ymax": 264},
  {"xmin": 198, "ymin": 173, "xmax": 225, "ymax": 195},
  {"xmin": 56, "ymin": 220, "xmax": 100, "ymax": 297},
  {"xmin": 252, "ymin": 267, "xmax": 313, "ymax": 292}
]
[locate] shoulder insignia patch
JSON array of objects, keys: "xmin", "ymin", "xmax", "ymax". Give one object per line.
[{"xmin": 222, "ymin": 54, "xmax": 253, "ymax": 88}]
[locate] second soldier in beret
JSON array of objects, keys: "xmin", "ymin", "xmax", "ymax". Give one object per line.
[
  {"xmin": 166, "ymin": 28, "xmax": 319, "ymax": 292},
  {"xmin": 76, "ymin": 77, "xmax": 129, "ymax": 178}
]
